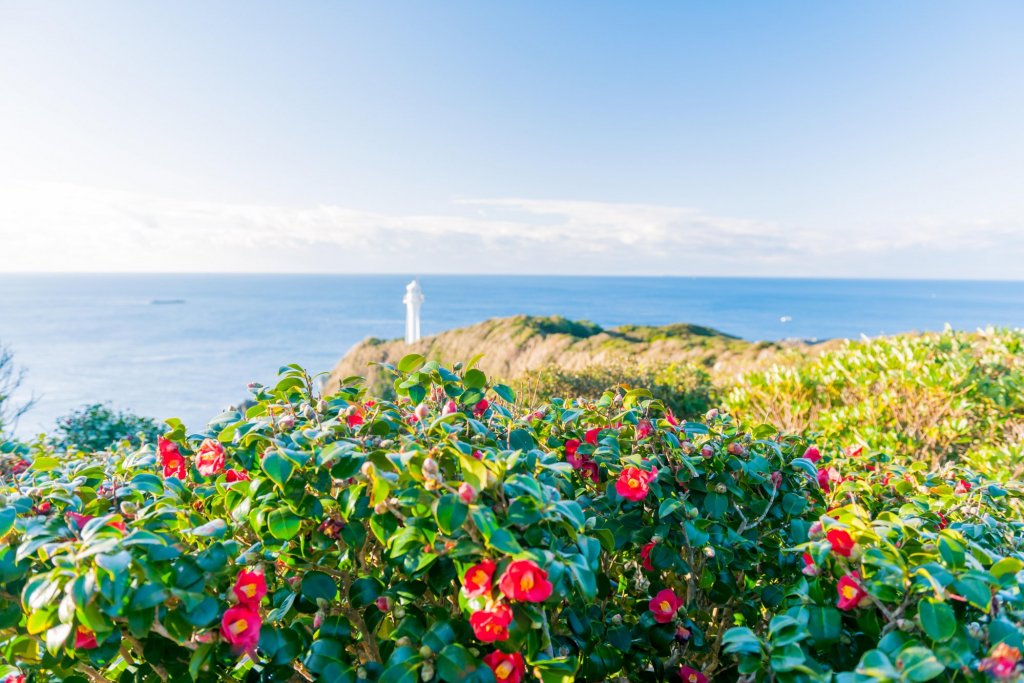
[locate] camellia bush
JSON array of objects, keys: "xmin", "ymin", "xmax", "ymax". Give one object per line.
[{"xmin": 0, "ymin": 356, "xmax": 1021, "ymax": 682}]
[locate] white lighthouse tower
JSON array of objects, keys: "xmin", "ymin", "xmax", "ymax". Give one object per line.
[{"xmin": 403, "ymin": 279, "xmax": 424, "ymax": 344}]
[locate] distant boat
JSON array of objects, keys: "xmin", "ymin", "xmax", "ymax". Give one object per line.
[
  {"xmin": 150, "ymin": 299, "xmax": 185, "ymax": 305},
  {"xmin": 780, "ymin": 316, "xmax": 793, "ymax": 323}
]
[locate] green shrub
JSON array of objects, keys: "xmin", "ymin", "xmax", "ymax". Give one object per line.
[
  {"xmin": 517, "ymin": 361, "xmax": 716, "ymax": 419},
  {"xmin": 725, "ymin": 328, "xmax": 1024, "ymax": 475},
  {"xmin": 50, "ymin": 403, "xmax": 161, "ymax": 452},
  {"xmin": 0, "ymin": 359, "xmax": 1020, "ymax": 682}
]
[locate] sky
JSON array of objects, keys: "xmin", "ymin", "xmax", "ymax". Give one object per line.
[{"xmin": 1, "ymin": 1, "xmax": 1022, "ymax": 278}]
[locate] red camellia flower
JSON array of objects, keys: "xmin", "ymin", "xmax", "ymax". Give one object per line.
[
  {"xmin": 845, "ymin": 445, "xmax": 864, "ymax": 458},
  {"xmin": 346, "ymin": 410, "xmax": 365, "ymax": 428},
  {"xmin": 195, "ymin": 439, "xmax": 226, "ymax": 477},
  {"xmin": 225, "ymin": 469, "xmax": 250, "ymax": 483},
  {"xmin": 955, "ymin": 479, "xmax": 972, "ymax": 494},
  {"xmin": 615, "ymin": 466, "xmax": 658, "ymax": 502},
  {"xmin": 74, "ymin": 627, "xmax": 99, "ymax": 650},
  {"xmin": 826, "ymin": 529, "xmax": 855, "ymax": 557},
  {"xmin": 469, "ymin": 603, "xmax": 513, "ymax": 642},
  {"xmin": 564, "ymin": 439, "xmax": 581, "ymax": 458},
  {"xmin": 498, "ymin": 559, "xmax": 553, "ymax": 603},
  {"xmin": 462, "ymin": 560, "xmax": 497, "ymax": 598},
  {"xmin": 233, "ymin": 569, "xmax": 267, "ymax": 606},
  {"xmin": 801, "ymin": 553, "xmax": 818, "ymax": 576},
  {"xmin": 158, "ymin": 437, "xmax": 187, "ymax": 479},
  {"xmin": 802, "ymin": 445, "xmax": 821, "ymax": 463},
  {"xmin": 473, "ymin": 399, "xmax": 490, "ymax": 417},
  {"xmin": 836, "ymin": 572, "xmax": 869, "ymax": 611},
  {"xmin": 937, "ymin": 511, "xmax": 948, "ymax": 530},
  {"xmin": 641, "ymin": 541, "xmax": 656, "ymax": 571},
  {"xmin": 817, "ymin": 466, "xmax": 840, "ymax": 493},
  {"xmin": 584, "ymin": 427, "xmax": 601, "ymax": 445},
  {"xmin": 483, "ymin": 651, "xmax": 525, "ymax": 683},
  {"xmin": 221, "ymin": 605, "xmax": 261, "ymax": 652},
  {"xmin": 67, "ymin": 512, "xmax": 93, "ymax": 531},
  {"xmin": 978, "ymin": 642, "xmax": 1022, "ymax": 679},
  {"xmin": 665, "ymin": 411, "xmax": 679, "ymax": 427},
  {"xmin": 578, "ymin": 460, "xmax": 601, "ymax": 483},
  {"xmin": 635, "ymin": 420, "xmax": 654, "ymax": 440},
  {"xmin": 649, "ymin": 588, "xmax": 682, "ymax": 623},
  {"xmin": 678, "ymin": 666, "xmax": 708, "ymax": 683},
  {"xmin": 2, "ymin": 673, "xmax": 25, "ymax": 683}
]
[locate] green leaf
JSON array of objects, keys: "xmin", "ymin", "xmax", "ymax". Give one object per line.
[
  {"xmin": 397, "ymin": 354, "xmax": 425, "ymax": 373},
  {"xmin": 268, "ymin": 508, "xmax": 301, "ymax": 540},
  {"xmin": 806, "ymin": 606, "xmax": 841, "ymax": 644},
  {"xmin": 262, "ymin": 451, "xmax": 295, "ymax": 488},
  {"xmin": 894, "ymin": 646, "xmax": 945, "ymax": 681},
  {"xmin": 302, "ymin": 571, "xmax": 339, "ymax": 602},
  {"xmin": 492, "ymin": 384, "xmax": 516, "ymax": 403},
  {"xmin": 508, "ymin": 429, "xmax": 535, "ymax": 452},
  {"xmin": 918, "ymin": 598, "xmax": 955, "ymax": 642},
  {"xmin": 349, "ymin": 577, "xmax": 384, "ymax": 609},
  {"xmin": 463, "ymin": 369, "xmax": 487, "ymax": 390},
  {"xmin": 0, "ymin": 507, "xmax": 15, "ymax": 537},
  {"xmin": 30, "ymin": 456, "xmax": 60, "ymax": 472},
  {"xmin": 434, "ymin": 495, "xmax": 469, "ymax": 535}
]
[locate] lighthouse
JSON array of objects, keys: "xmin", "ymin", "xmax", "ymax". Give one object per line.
[{"xmin": 403, "ymin": 279, "xmax": 424, "ymax": 344}]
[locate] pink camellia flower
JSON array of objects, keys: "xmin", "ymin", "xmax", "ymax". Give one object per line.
[
  {"xmin": 635, "ymin": 420, "xmax": 654, "ymax": 440},
  {"xmin": 649, "ymin": 588, "xmax": 682, "ymax": 623},
  {"xmin": 221, "ymin": 605, "xmax": 261, "ymax": 653},
  {"xmin": 955, "ymin": 479, "xmax": 972, "ymax": 494},
  {"xmin": 836, "ymin": 572, "xmax": 869, "ymax": 611},
  {"xmin": 817, "ymin": 466, "xmax": 840, "ymax": 493},
  {"xmin": 74, "ymin": 626, "xmax": 99, "ymax": 650},
  {"xmin": 233, "ymin": 569, "xmax": 267, "ymax": 606},
  {"xmin": 483, "ymin": 651, "xmax": 526, "ymax": 683},
  {"xmin": 462, "ymin": 560, "xmax": 497, "ymax": 598},
  {"xmin": 584, "ymin": 427, "xmax": 601, "ymax": 446},
  {"xmin": 458, "ymin": 483, "xmax": 477, "ymax": 504},
  {"xmin": 801, "ymin": 553, "xmax": 818, "ymax": 576},
  {"xmin": 498, "ymin": 559, "xmax": 553, "ymax": 603},
  {"xmin": 615, "ymin": 466, "xmax": 658, "ymax": 502},
  {"xmin": 225, "ymin": 469, "xmax": 250, "ymax": 483},
  {"xmin": 469, "ymin": 603, "xmax": 513, "ymax": 643},
  {"xmin": 195, "ymin": 439, "xmax": 226, "ymax": 477},
  {"xmin": 678, "ymin": 666, "xmax": 708, "ymax": 683},
  {"xmin": 802, "ymin": 445, "xmax": 821, "ymax": 463},
  {"xmin": 67, "ymin": 512, "xmax": 94, "ymax": 531},
  {"xmin": 641, "ymin": 542, "xmax": 656, "ymax": 571},
  {"xmin": 826, "ymin": 529, "xmax": 855, "ymax": 557},
  {"xmin": 978, "ymin": 642, "xmax": 1022, "ymax": 679},
  {"xmin": 473, "ymin": 399, "xmax": 490, "ymax": 417},
  {"xmin": 159, "ymin": 437, "xmax": 187, "ymax": 479},
  {"xmin": 472, "ymin": 450, "xmax": 484, "ymax": 460}
]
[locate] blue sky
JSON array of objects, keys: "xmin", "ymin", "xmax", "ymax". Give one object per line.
[{"xmin": 1, "ymin": 1, "xmax": 1022, "ymax": 277}]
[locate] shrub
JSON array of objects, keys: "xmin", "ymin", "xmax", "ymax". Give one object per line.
[
  {"xmin": 725, "ymin": 328, "xmax": 1024, "ymax": 475},
  {"xmin": 50, "ymin": 403, "xmax": 162, "ymax": 452},
  {"xmin": 517, "ymin": 361, "xmax": 716, "ymax": 419},
  {"xmin": 0, "ymin": 358, "xmax": 1020, "ymax": 682}
]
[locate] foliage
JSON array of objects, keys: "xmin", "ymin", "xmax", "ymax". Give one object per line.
[
  {"xmin": 0, "ymin": 358, "xmax": 1020, "ymax": 682},
  {"xmin": 50, "ymin": 403, "xmax": 162, "ymax": 453},
  {"xmin": 725, "ymin": 328, "xmax": 1024, "ymax": 477},
  {"xmin": 517, "ymin": 361, "xmax": 716, "ymax": 419}
]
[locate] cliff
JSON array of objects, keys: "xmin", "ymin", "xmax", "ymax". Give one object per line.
[{"xmin": 325, "ymin": 315, "xmax": 818, "ymax": 396}]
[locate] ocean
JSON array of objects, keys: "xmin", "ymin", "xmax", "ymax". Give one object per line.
[{"xmin": 1, "ymin": 274, "xmax": 1021, "ymax": 435}]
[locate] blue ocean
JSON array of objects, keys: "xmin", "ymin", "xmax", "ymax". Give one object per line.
[{"xmin": 1, "ymin": 275, "xmax": 1021, "ymax": 435}]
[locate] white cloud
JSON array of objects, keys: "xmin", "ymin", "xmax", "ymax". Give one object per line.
[{"xmin": 0, "ymin": 182, "xmax": 1020, "ymax": 275}]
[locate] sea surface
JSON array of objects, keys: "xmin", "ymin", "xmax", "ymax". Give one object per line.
[{"xmin": 1, "ymin": 275, "xmax": 1022, "ymax": 435}]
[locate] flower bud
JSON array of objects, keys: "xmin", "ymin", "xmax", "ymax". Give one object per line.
[
  {"xmin": 414, "ymin": 404, "xmax": 430, "ymax": 421},
  {"xmin": 361, "ymin": 462, "xmax": 375, "ymax": 478},
  {"xmin": 727, "ymin": 442, "xmax": 744, "ymax": 456},
  {"xmin": 703, "ymin": 546, "xmax": 716, "ymax": 558},
  {"xmin": 897, "ymin": 619, "xmax": 914, "ymax": 632},
  {"xmin": 119, "ymin": 501, "xmax": 138, "ymax": 516},
  {"xmin": 394, "ymin": 606, "xmax": 406, "ymax": 619},
  {"xmin": 808, "ymin": 521, "xmax": 823, "ymax": 539},
  {"xmin": 442, "ymin": 400, "xmax": 458, "ymax": 416},
  {"xmin": 675, "ymin": 626, "xmax": 691, "ymax": 642},
  {"xmin": 705, "ymin": 408, "xmax": 719, "ymax": 421},
  {"xmin": 611, "ymin": 614, "xmax": 623, "ymax": 625},
  {"xmin": 375, "ymin": 596, "xmax": 392, "ymax": 612},
  {"xmin": 714, "ymin": 483, "xmax": 728, "ymax": 494},
  {"xmin": 357, "ymin": 667, "xmax": 368, "ymax": 680},
  {"xmin": 313, "ymin": 613, "xmax": 324, "ymax": 629},
  {"xmin": 374, "ymin": 502, "xmax": 389, "ymax": 515},
  {"xmin": 771, "ymin": 471, "xmax": 783, "ymax": 489},
  {"xmin": 680, "ymin": 440, "xmax": 694, "ymax": 454},
  {"xmin": 278, "ymin": 414, "xmax": 295, "ymax": 430},
  {"xmin": 420, "ymin": 664, "xmax": 434, "ymax": 682},
  {"xmin": 701, "ymin": 445, "xmax": 714, "ymax": 459},
  {"xmin": 396, "ymin": 637, "xmax": 412, "ymax": 648},
  {"xmin": 458, "ymin": 483, "xmax": 477, "ymax": 504},
  {"xmin": 419, "ymin": 645, "xmax": 433, "ymax": 658},
  {"xmin": 422, "ymin": 457, "xmax": 439, "ymax": 477}
]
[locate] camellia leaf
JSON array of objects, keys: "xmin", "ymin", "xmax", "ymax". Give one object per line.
[
  {"xmin": 268, "ymin": 508, "xmax": 301, "ymax": 540},
  {"xmin": 918, "ymin": 598, "xmax": 955, "ymax": 642},
  {"xmin": 262, "ymin": 451, "xmax": 295, "ymax": 488}
]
